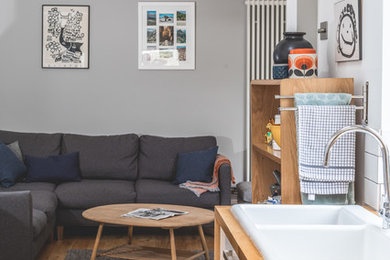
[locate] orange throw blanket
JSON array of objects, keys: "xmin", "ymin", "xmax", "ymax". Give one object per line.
[{"xmin": 179, "ymin": 154, "xmax": 235, "ymax": 197}]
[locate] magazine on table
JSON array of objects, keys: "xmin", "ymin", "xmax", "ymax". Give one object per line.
[{"xmin": 121, "ymin": 208, "xmax": 188, "ymax": 220}]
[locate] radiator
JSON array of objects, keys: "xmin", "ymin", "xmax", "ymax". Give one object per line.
[
  {"xmin": 246, "ymin": 0, "xmax": 287, "ymax": 80},
  {"xmin": 245, "ymin": 0, "xmax": 286, "ymax": 181}
]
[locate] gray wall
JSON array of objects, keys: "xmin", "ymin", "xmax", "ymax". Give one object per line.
[{"xmin": 0, "ymin": 0, "xmax": 246, "ymax": 182}]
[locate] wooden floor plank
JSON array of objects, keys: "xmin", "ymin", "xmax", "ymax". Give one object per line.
[{"xmin": 37, "ymin": 227, "xmax": 213, "ymax": 260}]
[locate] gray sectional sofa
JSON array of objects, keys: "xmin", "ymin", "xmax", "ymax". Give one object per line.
[{"xmin": 0, "ymin": 130, "xmax": 232, "ymax": 260}]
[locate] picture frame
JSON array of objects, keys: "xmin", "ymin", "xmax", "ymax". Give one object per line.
[
  {"xmin": 138, "ymin": 2, "xmax": 195, "ymax": 70},
  {"xmin": 42, "ymin": 5, "xmax": 90, "ymax": 69},
  {"xmin": 335, "ymin": 0, "xmax": 362, "ymax": 62}
]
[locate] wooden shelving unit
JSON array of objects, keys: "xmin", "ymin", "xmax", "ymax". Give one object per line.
[
  {"xmin": 252, "ymin": 142, "xmax": 281, "ymax": 164},
  {"xmin": 251, "ymin": 78, "xmax": 354, "ymax": 204}
]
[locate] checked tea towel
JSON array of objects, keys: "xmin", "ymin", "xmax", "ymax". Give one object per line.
[{"xmin": 297, "ymin": 105, "xmax": 356, "ymax": 195}]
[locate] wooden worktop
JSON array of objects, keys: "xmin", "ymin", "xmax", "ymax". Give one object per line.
[{"xmin": 214, "ymin": 206, "xmax": 264, "ymax": 260}]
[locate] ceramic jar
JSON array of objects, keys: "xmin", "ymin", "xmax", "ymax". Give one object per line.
[
  {"xmin": 273, "ymin": 32, "xmax": 313, "ymax": 64},
  {"xmin": 288, "ymin": 48, "xmax": 317, "ymax": 78},
  {"xmin": 272, "ymin": 32, "xmax": 313, "ymax": 79}
]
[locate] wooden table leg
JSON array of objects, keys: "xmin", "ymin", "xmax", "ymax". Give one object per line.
[
  {"xmin": 169, "ymin": 228, "xmax": 177, "ymax": 260},
  {"xmin": 91, "ymin": 223, "xmax": 104, "ymax": 260},
  {"xmin": 214, "ymin": 220, "xmax": 221, "ymax": 260},
  {"xmin": 198, "ymin": 225, "xmax": 210, "ymax": 260},
  {"xmin": 128, "ymin": 226, "xmax": 133, "ymax": 245}
]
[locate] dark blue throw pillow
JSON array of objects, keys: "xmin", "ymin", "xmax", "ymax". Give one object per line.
[
  {"xmin": 0, "ymin": 142, "xmax": 27, "ymax": 187},
  {"xmin": 25, "ymin": 152, "xmax": 81, "ymax": 183},
  {"xmin": 173, "ymin": 146, "xmax": 218, "ymax": 185}
]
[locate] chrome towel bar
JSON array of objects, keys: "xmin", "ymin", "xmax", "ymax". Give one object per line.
[{"xmin": 275, "ymin": 81, "xmax": 369, "ymax": 125}]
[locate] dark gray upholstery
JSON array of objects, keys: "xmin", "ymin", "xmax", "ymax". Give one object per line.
[
  {"xmin": 138, "ymin": 135, "xmax": 217, "ymax": 180},
  {"xmin": 62, "ymin": 134, "xmax": 139, "ymax": 180},
  {"xmin": 0, "ymin": 182, "xmax": 56, "ymax": 192},
  {"xmin": 0, "ymin": 131, "xmax": 232, "ymax": 260},
  {"xmin": 32, "ymin": 218, "xmax": 55, "ymax": 259},
  {"xmin": 0, "ymin": 130, "xmax": 62, "ymax": 157},
  {"xmin": 31, "ymin": 190, "xmax": 58, "ymax": 219},
  {"xmin": 32, "ymin": 209, "xmax": 47, "ymax": 238},
  {"xmin": 0, "ymin": 191, "xmax": 33, "ymax": 260},
  {"xmin": 135, "ymin": 179, "xmax": 220, "ymax": 208},
  {"xmin": 57, "ymin": 209, "xmax": 104, "ymax": 226},
  {"xmin": 218, "ymin": 163, "xmax": 232, "ymax": 205},
  {"xmin": 55, "ymin": 179, "xmax": 136, "ymax": 209}
]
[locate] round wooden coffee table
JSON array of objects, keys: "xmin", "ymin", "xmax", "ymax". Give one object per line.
[{"xmin": 82, "ymin": 203, "xmax": 214, "ymax": 260}]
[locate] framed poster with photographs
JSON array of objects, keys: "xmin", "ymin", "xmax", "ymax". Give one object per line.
[
  {"xmin": 335, "ymin": 0, "xmax": 362, "ymax": 62},
  {"xmin": 42, "ymin": 5, "xmax": 90, "ymax": 69},
  {"xmin": 138, "ymin": 2, "xmax": 195, "ymax": 70}
]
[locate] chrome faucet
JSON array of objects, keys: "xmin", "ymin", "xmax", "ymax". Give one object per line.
[{"xmin": 323, "ymin": 125, "xmax": 390, "ymax": 229}]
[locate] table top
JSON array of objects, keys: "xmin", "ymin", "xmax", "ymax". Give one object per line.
[{"xmin": 82, "ymin": 203, "xmax": 214, "ymax": 228}]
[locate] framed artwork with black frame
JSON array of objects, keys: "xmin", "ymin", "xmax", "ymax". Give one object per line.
[
  {"xmin": 42, "ymin": 5, "xmax": 90, "ymax": 69},
  {"xmin": 335, "ymin": 0, "xmax": 362, "ymax": 62}
]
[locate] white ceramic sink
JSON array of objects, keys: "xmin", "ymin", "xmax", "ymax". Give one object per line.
[{"xmin": 231, "ymin": 204, "xmax": 390, "ymax": 260}]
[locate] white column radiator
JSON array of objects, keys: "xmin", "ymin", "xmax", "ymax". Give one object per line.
[
  {"xmin": 245, "ymin": 0, "xmax": 286, "ymax": 181},
  {"xmin": 246, "ymin": 0, "xmax": 287, "ymax": 80}
]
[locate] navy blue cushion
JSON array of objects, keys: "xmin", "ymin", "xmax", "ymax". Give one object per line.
[
  {"xmin": 25, "ymin": 152, "xmax": 81, "ymax": 183},
  {"xmin": 0, "ymin": 142, "xmax": 27, "ymax": 187},
  {"xmin": 173, "ymin": 146, "xmax": 218, "ymax": 185}
]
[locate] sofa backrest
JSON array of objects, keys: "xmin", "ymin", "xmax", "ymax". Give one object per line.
[
  {"xmin": 0, "ymin": 130, "xmax": 62, "ymax": 158},
  {"xmin": 62, "ymin": 134, "xmax": 139, "ymax": 180},
  {"xmin": 138, "ymin": 135, "xmax": 217, "ymax": 181}
]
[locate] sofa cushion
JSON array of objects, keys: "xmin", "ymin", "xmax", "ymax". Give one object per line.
[
  {"xmin": 32, "ymin": 209, "xmax": 47, "ymax": 238},
  {"xmin": 62, "ymin": 134, "xmax": 138, "ymax": 180},
  {"xmin": 0, "ymin": 143, "xmax": 27, "ymax": 187},
  {"xmin": 57, "ymin": 209, "xmax": 100, "ymax": 226},
  {"xmin": 173, "ymin": 146, "xmax": 218, "ymax": 185},
  {"xmin": 7, "ymin": 141, "xmax": 23, "ymax": 161},
  {"xmin": 55, "ymin": 179, "xmax": 136, "ymax": 209},
  {"xmin": 31, "ymin": 190, "xmax": 58, "ymax": 220},
  {"xmin": 25, "ymin": 152, "xmax": 81, "ymax": 183},
  {"xmin": 135, "ymin": 179, "xmax": 220, "ymax": 208},
  {"xmin": 139, "ymin": 135, "xmax": 217, "ymax": 181},
  {"xmin": 0, "ymin": 130, "xmax": 62, "ymax": 157},
  {"xmin": 0, "ymin": 182, "xmax": 56, "ymax": 192}
]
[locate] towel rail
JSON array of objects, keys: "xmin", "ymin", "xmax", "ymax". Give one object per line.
[
  {"xmin": 279, "ymin": 106, "xmax": 364, "ymax": 111},
  {"xmin": 275, "ymin": 95, "xmax": 364, "ymax": 99},
  {"xmin": 275, "ymin": 82, "xmax": 369, "ymax": 124}
]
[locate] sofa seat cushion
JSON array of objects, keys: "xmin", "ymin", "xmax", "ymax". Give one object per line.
[
  {"xmin": 32, "ymin": 209, "xmax": 47, "ymax": 238},
  {"xmin": 55, "ymin": 179, "xmax": 136, "ymax": 209},
  {"xmin": 135, "ymin": 179, "xmax": 220, "ymax": 208},
  {"xmin": 0, "ymin": 182, "xmax": 56, "ymax": 192},
  {"xmin": 30, "ymin": 190, "xmax": 58, "ymax": 220},
  {"xmin": 139, "ymin": 135, "xmax": 217, "ymax": 181},
  {"xmin": 61, "ymin": 134, "xmax": 139, "ymax": 180},
  {"xmin": 0, "ymin": 130, "xmax": 62, "ymax": 157}
]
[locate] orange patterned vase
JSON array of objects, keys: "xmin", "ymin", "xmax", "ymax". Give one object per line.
[{"xmin": 288, "ymin": 48, "xmax": 317, "ymax": 78}]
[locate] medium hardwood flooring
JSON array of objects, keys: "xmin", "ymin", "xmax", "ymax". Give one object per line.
[{"xmin": 37, "ymin": 226, "xmax": 214, "ymax": 260}]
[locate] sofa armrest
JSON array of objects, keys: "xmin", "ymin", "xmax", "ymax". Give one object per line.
[
  {"xmin": 0, "ymin": 191, "xmax": 33, "ymax": 260},
  {"xmin": 218, "ymin": 163, "xmax": 232, "ymax": 205}
]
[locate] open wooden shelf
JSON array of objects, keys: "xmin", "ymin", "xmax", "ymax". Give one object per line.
[
  {"xmin": 251, "ymin": 78, "xmax": 355, "ymax": 205},
  {"xmin": 252, "ymin": 142, "xmax": 281, "ymax": 164},
  {"xmin": 251, "ymin": 79, "xmax": 281, "ymax": 86}
]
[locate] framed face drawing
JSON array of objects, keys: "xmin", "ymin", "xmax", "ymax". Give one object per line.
[
  {"xmin": 138, "ymin": 2, "xmax": 195, "ymax": 70},
  {"xmin": 335, "ymin": 0, "xmax": 362, "ymax": 62},
  {"xmin": 42, "ymin": 5, "xmax": 90, "ymax": 69}
]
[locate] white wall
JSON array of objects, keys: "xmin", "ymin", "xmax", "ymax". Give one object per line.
[
  {"xmin": 297, "ymin": 0, "xmax": 318, "ymax": 49},
  {"xmin": 287, "ymin": 0, "xmax": 318, "ymax": 48},
  {"xmin": 317, "ymin": 0, "xmax": 384, "ymax": 208},
  {"xmin": 0, "ymin": 0, "xmax": 246, "ymax": 182}
]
